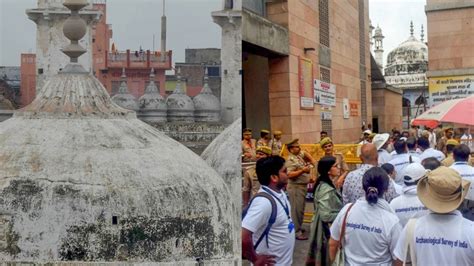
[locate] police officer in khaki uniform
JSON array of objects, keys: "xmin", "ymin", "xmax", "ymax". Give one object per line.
[
  {"xmin": 286, "ymin": 139, "xmax": 316, "ymax": 240},
  {"xmin": 319, "ymin": 137, "xmax": 350, "ymax": 188},
  {"xmin": 256, "ymin": 129, "xmax": 271, "ymax": 148},
  {"xmin": 242, "ymin": 146, "xmax": 272, "ymax": 207},
  {"xmin": 242, "ymin": 128, "xmax": 257, "ymax": 162},
  {"xmin": 270, "ymin": 130, "xmax": 283, "ymax": 155},
  {"xmin": 441, "ymin": 139, "xmax": 459, "ymax": 167}
]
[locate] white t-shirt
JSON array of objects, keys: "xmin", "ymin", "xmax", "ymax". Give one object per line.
[
  {"xmin": 242, "ymin": 186, "xmax": 295, "ymax": 265},
  {"xmin": 461, "ymin": 133, "xmax": 473, "ymax": 152},
  {"xmin": 330, "ymin": 199, "xmax": 402, "ymax": 266},
  {"xmin": 450, "ymin": 162, "xmax": 474, "ymax": 201},
  {"xmin": 388, "ymin": 154, "xmax": 422, "ymax": 185},
  {"xmin": 394, "ymin": 211, "xmax": 474, "ymax": 265},
  {"xmin": 378, "ymin": 149, "xmax": 392, "ymax": 166},
  {"xmin": 420, "ymin": 148, "xmax": 446, "ymax": 162},
  {"xmin": 389, "ymin": 186, "xmax": 429, "ymax": 227}
]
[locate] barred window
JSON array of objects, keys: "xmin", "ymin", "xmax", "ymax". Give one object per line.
[
  {"xmin": 358, "ymin": 0, "xmax": 365, "ymax": 64},
  {"xmin": 360, "ymin": 80, "xmax": 367, "ymax": 122},
  {"xmin": 322, "ymin": 119, "xmax": 332, "ymax": 137},
  {"xmin": 320, "ymin": 67, "xmax": 330, "ymax": 83},
  {"xmin": 319, "ymin": 0, "xmax": 329, "ymax": 47}
]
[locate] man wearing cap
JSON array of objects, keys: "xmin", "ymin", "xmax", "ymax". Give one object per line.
[
  {"xmin": 242, "ymin": 146, "xmax": 272, "ymax": 207},
  {"xmin": 450, "ymin": 144, "xmax": 474, "ymax": 221},
  {"xmin": 441, "ymin": 139, "xmax": 459, "ymax": 167},
  {"xmin": 242, "ymin": 128, "xmax": 257, "ymax": 162},
  {"xmin": 388, "ymin": 138, "xmax": 422, "ymax": 186},
  {"xmin": 285, "ymin": 139, "xmax": 317, "ymax": 240},
  {"xmin": 319, "ymin": 137, "xmax": 349, "ymax": 188},
  {"xmin": 257, "ymin": 129, "xmax": 271, "ymax": 148},
  {"xmin": 389, "ymin": 163, "xmax": 429, "ymax": 227},
  {"xmin": 373, "ymin": 133, "xmax": 392, "ymax": 166},
  {"xmin": 393, "ymin": 167, "xmax": 474, "ymax": 266},
  {"xmin": 419, "ymin": 136, "xmax": 445, "ymax": 162},
  {"xmin": 359, "ymin": 129, "xmax": 372, "ymax": 145},
  {"xmin": 436, "ymin": 127, "xmax": 454, "ymax": 152},
  {"xmin": 343, "ymin": 143, "xmax": 398, "ymax": 204},
  {"xmin": 269, "ymin": 130, "xmax": 283, "ymax": 156}
]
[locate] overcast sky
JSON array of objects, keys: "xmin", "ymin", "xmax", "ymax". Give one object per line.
[
  {"xmin": 369, "ymin": 0, "xmax": 427, "ymax": 68},
  {"xmin": 0, "ymin": 0, "xmax": 222, "ymax": 66},
  {"xmin": 1, "ymin": 0, "xmax": 427, "ymax": 68}
]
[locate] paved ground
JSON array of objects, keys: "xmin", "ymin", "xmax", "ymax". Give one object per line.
[{"xmin": 243, "ymin": 201, "xmax": 314, "ymax": 265}]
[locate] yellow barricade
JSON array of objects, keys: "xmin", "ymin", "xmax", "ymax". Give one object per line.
[{"xmin": 280, "ymin": 144, "xmax": 363, "ymax": 164}]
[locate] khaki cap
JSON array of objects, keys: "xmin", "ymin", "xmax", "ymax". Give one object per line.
[
  {"xmin": 417, "ymin": 166, "xmax": 470, "ymax": 214},
  {"xmin": 273, "ymin": 130, "xmax": 282, "ymax": 135},
  {"xmin": 286, "ymin": 138, "xmax": 300, "ymax": 148},
  {"xmin": 261, "ymin": 129, "xmax": 270, "ymax": 134},
  {"xmin": 256, "ymin": 146, "xmax": 272, "ymax": 155},
  {"xmin": 446, "ymin": 139, "xmax": 459, "ymax": 146},
  {"xmin": 320, "ymin": 137, "xmax": 333, "ymax": 147},
  {"xmin": 243, "ymin": 128, "xmax": 252, "ymax": 134}
]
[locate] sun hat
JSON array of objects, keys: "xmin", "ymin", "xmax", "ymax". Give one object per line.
[
  {"xmin": 372, "ymin": 133, "xmax": 390, "ymax": 150},
  {"xmin": 403, "ymin": 163, "xmax": 427, "ymax": 184},
  {"xmin": 417, "ymin": 166, "xmax": 470, "ymax": 214}
]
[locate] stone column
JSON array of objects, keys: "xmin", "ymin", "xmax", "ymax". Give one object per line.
[{"xmin": 212, "ymin": 2, "xmax": 242, "ymax": 125}]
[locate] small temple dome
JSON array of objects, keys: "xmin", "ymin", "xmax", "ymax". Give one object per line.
[
  {"xmin": 193, "ymin": 67, "xmax": 221, "ymax": 122},
  {"xmin": 111, "ymin": 68, "xmax": 139, "ymax": 111},
  {"xmin": 0, "ymin": 1, "xmax": 236, "ymax": 263},
  {"xmin": 385, "ymin": 21, "xmax": 428, "ymax": 76},
  {"xmin": 166, "ymin": 67, "xmax": 195, "ymax": 123},
  {"xmin": 137, "ymin": 68, "xmax": 167, "ymax": 123}
]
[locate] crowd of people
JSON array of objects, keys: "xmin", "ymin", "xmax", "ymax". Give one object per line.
[{"xmin": 241, "ymin": 126, "xmax": 474, "ymax": 265}]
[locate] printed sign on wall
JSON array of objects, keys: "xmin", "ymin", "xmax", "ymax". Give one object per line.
[
  {"xmin": 299, "ymin": 57, "xmax": 314, "ymax": 109},
  {"xmin": 314, "ymin": 79, "xmax": 336, "ymax": 106},
  {"xmin": 343, "ymin": 98, "xmax": 349, "ymax": 119},
  {"xmin": 428, "ymin": 75, "xmax": 474, "ymax": 106}
]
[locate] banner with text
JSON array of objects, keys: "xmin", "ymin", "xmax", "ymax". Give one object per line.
[
  {"xmin": 428, "ymin": 75, "xmax": 474, "ymax": 106},
  {"xmin": 314, "ymin": 79, "xmax": 336, "ymax": 106}
]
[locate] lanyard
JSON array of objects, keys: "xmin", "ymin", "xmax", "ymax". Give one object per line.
[{"xmin": 262, "ymin": 186, "xmax": 290, "ymax": 218}]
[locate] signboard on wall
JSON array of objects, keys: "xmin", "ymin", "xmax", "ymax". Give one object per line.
[
  {"xmin": 349, "ymin": 100, "xmax": 359, "ymax": 116},
  {"xmin": 299, "ymin": 57, "xmax": 314, "ymax": 109},
  {"xmin": 314, "ymin": 79, "xmax": 336, "ymax": 106},
  {"xmin": 343, "ymin": 98, "xmax": 349, "ymax": 119},
  {"xmin": 428, "ymin": 75, "xmax": 474, "ymax": 106}
]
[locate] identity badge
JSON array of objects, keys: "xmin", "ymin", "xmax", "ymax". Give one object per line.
[{"xmin": 288, "ymin": 221, "xmax": 294, "ymax": 233}]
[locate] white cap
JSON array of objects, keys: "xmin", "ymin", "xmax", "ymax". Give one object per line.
[
  {"xmin": 403, "ymin": 163, "xmax": 428, "ymax": 184},
  {"xmin": 363, "ymin": 129, "xmax": 372, "ymax": 135}
]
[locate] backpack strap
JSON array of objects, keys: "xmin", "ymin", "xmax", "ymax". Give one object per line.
[
  {"xmin": 242, "ymin": 192, "xmax": 277, "ymax": 249},
  {"xmin": 404, "ymin": 218, "xmax": 417, "ymax": 266}
]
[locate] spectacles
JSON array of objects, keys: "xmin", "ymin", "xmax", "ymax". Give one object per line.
[{"xmin": 331, "ymin": 164, "xmax": 341, "ymax": 169}]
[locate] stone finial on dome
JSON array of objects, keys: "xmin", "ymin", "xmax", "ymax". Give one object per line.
[
  {"xmin": 111, "ymin": 68, "xmax": 139, "ymax": 111},
  {"xmin": 137, "ymin": 68, "xmax": 167, "ymax": 123},
  {"xmin": 193, "ymin": 67, "xmax": 221, "ymax": 122},
  {"xmin": 61, "ymin": 0, "xmax": 88, "ymax": 64},
  {"xmin": 410, "ymin": 21, "xmax": 414, "ymax": 36},
  {"xmin": 166, "ymin": 66, "xmax": 195, "ymax": 123},
  {"xmin": 421, "ymin": 24, "xmax": 424, "ymax": 42}
]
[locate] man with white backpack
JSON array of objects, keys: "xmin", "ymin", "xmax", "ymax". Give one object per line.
[{"xmin": 393, "ymin": 167, "xmax": 474, "ymax": 265}]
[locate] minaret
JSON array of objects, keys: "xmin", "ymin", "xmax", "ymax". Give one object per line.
[
  {"xmin": 160, "ymin": 0, "xmax": 167, "ymax": 62},
  {"xmin": 373, "ymin": 24, "xmax": 384, "ymax": 74},
  {"xmin": 420, "ymin": 24, "xmax": 425, "ymax": 43},
  {"xmin": 410, "ymin": 20, "xmax": 414, "ymax": 36}
]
